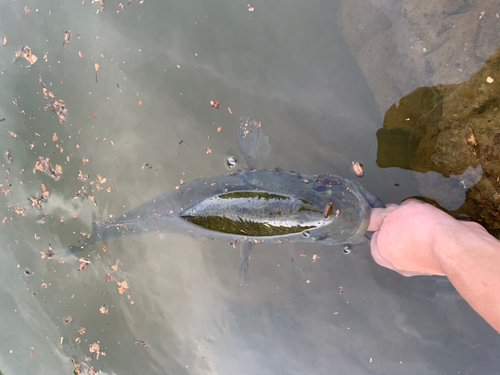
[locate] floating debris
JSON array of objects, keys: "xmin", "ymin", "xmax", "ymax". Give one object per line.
[
  {"xmin": 13, "ymin": 206, "xmax": 26, "ymax": 217},
  {"xmin": 323, "ymin": 202, "xmax": 333, "ymax": 218},
  {"xmin": 78, "ymin": 258, "xmax": 90, "ymax": 271},
  {"xmin": 33, "ymin": 157, "xmax": 62, "ymax": 180},
  {"xmin": 43, "ymin": 99, "xmax": 67, "ymax": 123},
  {"xmin": 28, "ymin": 196, "xmax": 43, "ymax": 210},
  {"xmin": 210, "ymin": 100, "xmax": 221, "ymax": 109},
  {"xmin": 352, "ymin": 161, "xmax": 364, "ymax": 177},
  {"xmin": 41, "ymin": 246, "xmax": 54, "ymax": 259},
  {"xmin": 117, "ymin": 280, "xmax": 129, "ymax": 294},
  {"xmin": 14, "ymin": 45, "xmax": 37, "ymax": 65},
  {"xmin": 99, "ymin": 304, "xmax": 109, "ymax": 315},
  {"xmin": 91, "ymin": 0, "xmax": 105, "ymax": 11},
  {"xmin": 77, "ymin": 171, "xmax": 90, "ymax": 181},
  {"xmin": 63, "ymin": 30, "xmax": 72, "ymax": 47},
  {"xmin": 89, "ymin": 342, "xmax": 105, "ymax": 360}
]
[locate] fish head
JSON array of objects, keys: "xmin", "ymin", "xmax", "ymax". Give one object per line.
[{"xmin": 300, "ymin": 176, "xmax": 372, "ymax": 245}]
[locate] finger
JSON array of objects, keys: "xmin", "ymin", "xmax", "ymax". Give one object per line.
[
  {"xmin": 370, "ymin": 231, "xmax": 435, "ymax": 277},
  {"xmin": 394, "ymin": 269, "xmax": 434, "ymax": 277},
  {"xmin": 385, "ymin": 203, "xmax": 399, "ymax": 208},
  {"xmin": 369, "ymin": 231, "xmax": 398, "ymax": 270},
  {"xmin": 367, "ymin": 205, "xmax": 399, "ymax": 231},
  {"xmin": 400, "ymin": 198, "xmax": 426, "ymax": 206},
  {"xmin": 460, "ymin": 220, "xmax": 489, "ymax": 234}
]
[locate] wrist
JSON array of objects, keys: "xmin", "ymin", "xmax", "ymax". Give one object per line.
[{"xmin": 433, "ymin": 221, "xmax": 494, "ymax": 276}]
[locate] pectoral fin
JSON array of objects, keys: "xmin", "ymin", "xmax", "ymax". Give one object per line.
[
  {"xmin": 238, "ymin": 241, "xmax": 254, "ymax": 285},
  {"xmin": 236, "ymin": 117, "xmax": 271, "ymax": 170}
]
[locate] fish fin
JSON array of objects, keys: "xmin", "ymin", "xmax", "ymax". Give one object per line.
[
  {"xmin": 238, "ymin": 241, "xmax": 254, "ymax": 285},
  {"xmin": 236, "ymin": 117, "xmax": 271, "ymax": 170}
]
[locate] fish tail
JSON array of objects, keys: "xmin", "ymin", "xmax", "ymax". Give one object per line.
[{"xmin": 66, "ymin": 219, "xmax": 148, "ymax": 257}]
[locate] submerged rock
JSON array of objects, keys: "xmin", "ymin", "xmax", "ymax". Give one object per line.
[{"xmin": 376, "ymin": 47, "xmax": 500, "ymax": 237}]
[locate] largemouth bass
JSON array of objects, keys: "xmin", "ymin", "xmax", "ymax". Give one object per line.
[{"xmin": 69, "ymin": 118, "xmax": 383, "ymax": 282}]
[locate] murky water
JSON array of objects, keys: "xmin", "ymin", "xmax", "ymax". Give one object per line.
[{"xmin": 1, "ymin": 0, "xmax": 499, "ymax": 374}]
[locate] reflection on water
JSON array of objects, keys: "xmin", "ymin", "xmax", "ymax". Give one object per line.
[{"xmin": 1, "ymin": 0, "xmax": 499, "ymax": 374}]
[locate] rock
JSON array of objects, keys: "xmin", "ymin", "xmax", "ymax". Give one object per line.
[{"xmin": 375, "ymin": 47, "xmax": 500, "ymax": 237}]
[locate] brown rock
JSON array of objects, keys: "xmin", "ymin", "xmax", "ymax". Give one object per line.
[{"xmin": 376, "ymin": 47, "xmax": 500, "ymax": 237}]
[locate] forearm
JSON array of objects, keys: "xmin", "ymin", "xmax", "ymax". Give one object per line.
[{"xmin": 435, "ymin": 223, "xmax": 500, "ymax": 333}]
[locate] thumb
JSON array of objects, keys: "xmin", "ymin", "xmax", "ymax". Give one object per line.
[{"xmin": 367, "ymin": 204, "xmax": 399, "ymax": 232}]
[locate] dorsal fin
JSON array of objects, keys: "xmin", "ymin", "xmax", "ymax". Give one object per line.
[{"xmin": 236, "ymin": 117, "xmax": 271, "ymax": 170}]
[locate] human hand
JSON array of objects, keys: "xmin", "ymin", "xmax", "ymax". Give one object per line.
[{"xmin": 367, "ymin": 199, "xmax": 488, "ymax": 277}]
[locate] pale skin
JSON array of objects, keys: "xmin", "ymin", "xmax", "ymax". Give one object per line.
[{"xmin": 368, "ymin": 199, "xmax": 500, "ymax": 334}]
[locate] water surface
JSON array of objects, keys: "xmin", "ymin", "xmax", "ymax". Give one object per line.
[{"xmin": 0, "ymin": 0, "xmax": 499, "ymax": 374}]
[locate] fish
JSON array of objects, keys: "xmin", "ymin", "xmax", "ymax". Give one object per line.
[{"xmin": 69, "ymin": 117, "xmax": 383, "ymax": 283}]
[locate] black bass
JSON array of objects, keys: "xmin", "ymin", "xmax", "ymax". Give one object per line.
[{"xmin": 69, "ymin": 118, "xmax": 383, "ymax": 282}]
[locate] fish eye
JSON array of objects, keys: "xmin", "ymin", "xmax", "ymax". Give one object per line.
[
  {"xmin": 224, "ymin": 156, "xmax": 237, "ymax": 170},
  {"xmin": 342, "ymin": 245, "xmax": 351, "ymax": 254},
  {"xmin": 302, "ymin": 230, "xmax": 310, "ymax": 238}
]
